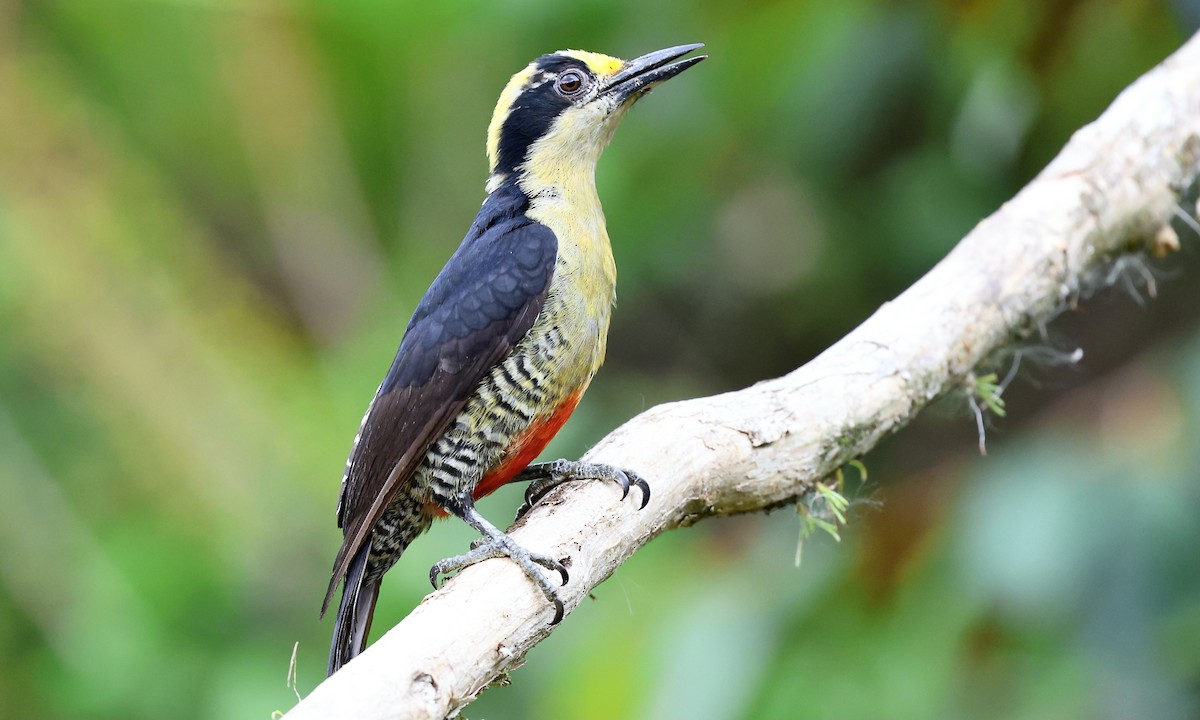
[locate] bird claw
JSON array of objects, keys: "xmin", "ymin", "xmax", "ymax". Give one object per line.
[
  {"xmin": 514, "ymin": 460, "xmax": 651, "ymax": 521},
  {"xmin": 630, "ymin": 473, "xmax": 651, "ymax": 510},
  {"xmin": 428, "ymin": 533, "xmax": 568, "ymax": 621},
  {"xmin": 613, "ymin": 470, "xmax": 631, "ymax": 500}
]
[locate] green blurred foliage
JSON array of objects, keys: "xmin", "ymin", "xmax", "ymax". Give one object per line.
[{"xmin": 1, "ymin": 0, "xmax": 1198, "ymax": 718}]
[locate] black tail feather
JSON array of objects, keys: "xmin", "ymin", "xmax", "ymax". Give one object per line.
[{"xmin": 327, "ymin": 544, "xmax": 379, "ymax": 676}]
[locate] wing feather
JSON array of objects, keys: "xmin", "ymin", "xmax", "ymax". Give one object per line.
[{"xmin": 323, "ymin": 190, "xmax": 556, "ymax": 613}]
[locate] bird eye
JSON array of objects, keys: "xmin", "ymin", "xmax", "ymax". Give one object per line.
[{"xmin": 556, "ymin": 70, "xmax": 587, "ymax": 96}]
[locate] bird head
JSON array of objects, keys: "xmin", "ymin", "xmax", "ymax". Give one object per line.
[{"xmin": 485, "ymin": 44, "xmax": 705, "ymax": 194}]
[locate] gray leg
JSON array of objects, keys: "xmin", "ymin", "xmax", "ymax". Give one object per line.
[
  {"xmin": 511, "ymin": 460, "xmax": 651, "ymax": 520},
  {"xmin": 430, "ymin": 494, "xmax": 568, "ymax": 623}
]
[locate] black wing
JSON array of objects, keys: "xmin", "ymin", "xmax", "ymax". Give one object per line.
[{"xmin": 323, "ymin": 187, "xmax": 556, "ymax": 612}]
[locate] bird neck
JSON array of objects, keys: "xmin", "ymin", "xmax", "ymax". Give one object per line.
[
  {"xmin": 485, "ymin": 157, "xmax": 614, "ymax": 300},
  {"xmin": 485, "ymin": 154, "xmax": 602, "ymax": 206},
  {"xmin": 485, "ymin": 150, "xmax": 608, "ymax": 247},
  {"xmin": 483, "ymin": 133, "xmax": 615, "ymax": 299},
  {"xmin": 520, "ymin": 163, "xmax": 605, "ymax": 252}
]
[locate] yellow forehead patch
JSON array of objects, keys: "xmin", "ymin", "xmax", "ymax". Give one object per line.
[{"xmin": 558, "ymin": 49, "xmax": 624, "ymax": 77}]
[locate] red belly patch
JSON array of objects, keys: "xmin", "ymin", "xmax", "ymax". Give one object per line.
[
  {"xmin": 473, "ymin": 390, "xmax": 583, "ymax": 500},
  {"xmin": 429, "ymin": 390, "xmax": 584, "ymax": 518}
]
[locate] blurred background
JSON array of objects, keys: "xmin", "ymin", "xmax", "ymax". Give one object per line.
[{"xmin": 2, "ymin": 0, "xmax": 1199, "ymax": 718}]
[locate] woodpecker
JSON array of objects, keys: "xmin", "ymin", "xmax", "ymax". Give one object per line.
[{"xmin": 323, "ymin": 43, "xmax": 705, "ymax": 675}]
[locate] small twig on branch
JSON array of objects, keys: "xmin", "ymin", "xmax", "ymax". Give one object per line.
[{"xmin": 283, "ymin": 30, "xmax": 1200, "ymax": 720}]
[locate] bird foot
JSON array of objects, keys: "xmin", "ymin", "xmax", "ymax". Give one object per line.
[
  {"xmin": 513, "ymin": 460, "xmax": 650, "ymax": 520},
  {"xmin": 429, "ymin": 532, "xmax": 568, "ymax": 623}
]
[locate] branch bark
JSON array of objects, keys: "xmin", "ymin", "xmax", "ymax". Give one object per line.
[{"xmin": 284, "ymin": 30, "xmax": 1200, "ymax": 720}]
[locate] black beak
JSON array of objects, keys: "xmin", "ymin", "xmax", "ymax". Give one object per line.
[{"xmin": 602, "ymin": 43, "xmax": 706, "ymax": 104}]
